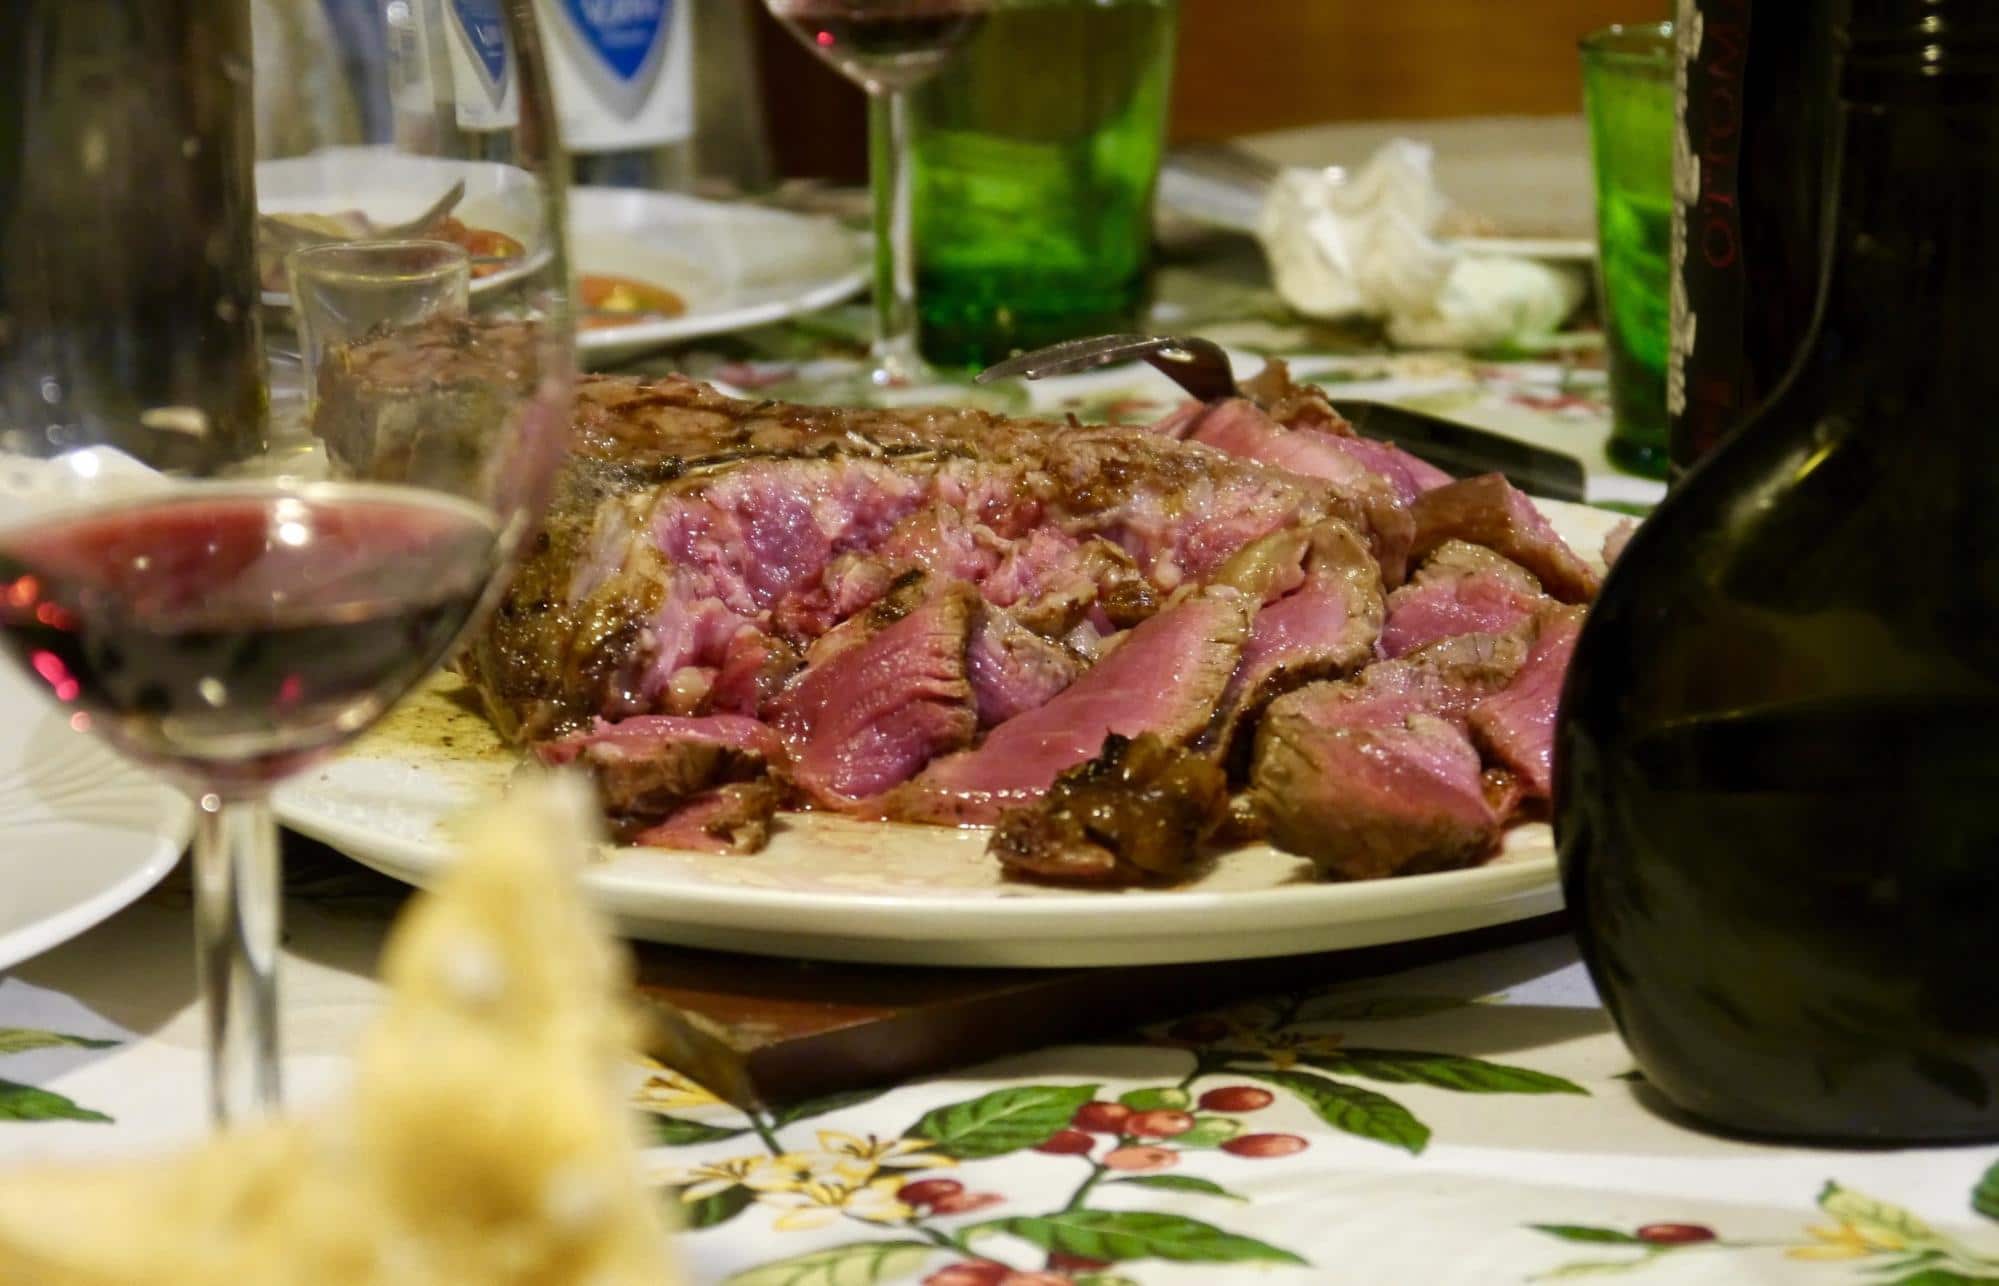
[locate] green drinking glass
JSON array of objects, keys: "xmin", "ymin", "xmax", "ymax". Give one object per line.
[
  {"xmin": 1582, "ymin": 22, "xmax": 1674, "ymax": 480},
  {"xmin": 908, "ymin": 0, "xmax": 1179, "ymax": 369}
]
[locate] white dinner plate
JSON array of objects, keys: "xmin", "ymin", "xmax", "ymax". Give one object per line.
[
  {"xmin": 255, "ymin": 153, "xmax": 865, "ymax": 363},
  {"xmin": 276, "ymin": 500, "xmax": 1623, "ymax": 968},
  {"xmin": 567, "ymin": 186, "xmax": 866, "ymax": 365},
  {"xmin": 0, "ymin": 666, "xmax": 194, "ymax": 972}
]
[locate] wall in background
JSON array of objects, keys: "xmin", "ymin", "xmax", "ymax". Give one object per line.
[
  {"xmin": 752, "ymin": 0, "xmax": 1668, "ymax": 183},
  {"xmin": 1170, "ymin": 0, "xmax": 1666, "ymax": 139}
]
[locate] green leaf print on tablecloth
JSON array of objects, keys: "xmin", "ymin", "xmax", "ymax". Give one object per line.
[
  {"xmin": 1319, "ymin": 1048, "xmax": 1588, "ymax": 1095},
  {"xmin": 1111, "ymin": 1174, "xmax": 1244, "ymax": 1202},
  {"xmin": 911, "ymin": 1084, "xmax": 1102, "ymax": 1160},
  {"xmin": 0, "ymin": 1077, "xmax": 111, "ymax": 1123},
  {"xmin": 723, "ymin": 1240, "xmax": 936, "ymax": 1286},
  {"xmin": 1240, "ymin": 1067, "xmax": 1432, "ymax": 1155},
  {"xmin": 0, "ymin": 1028, "xmax": 118, "ymax": 1122},
  {"xmin": 0, "ymin": 1028, "xmax": 118, "ymax": 1055},
  {"xmin": 967, "ymin": 1209, "xmax": 1304, "ymax": 1266},
  {"xmin": 1975, "ymin": 1159, "xmax": 1999, "ymax": 1223}
]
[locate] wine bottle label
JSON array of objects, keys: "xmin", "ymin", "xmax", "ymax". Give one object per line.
[
  {"xmin": 439, "ymin": 0, "xmax": 520, "ymax": 131},
  {"xmin": 1668, "ymin": 0, "xmax": 1750, "ymax": 469},
  {"xmin": 537, "ymin": 0, "xmax": 693, "ymax": 154}
]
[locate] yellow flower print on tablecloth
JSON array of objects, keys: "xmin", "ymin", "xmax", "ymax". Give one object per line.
[
  {"xmin": 653, "ymin": 1132, "xmax": 958, "ymax": 1232},
  {"xmin": 1787, "ymin": 1220, "xmax": 1905, "ymax": 1261},
  {"xmin": 630, "ymin": 1059, "xmax": 728, "ymax": 1115}
]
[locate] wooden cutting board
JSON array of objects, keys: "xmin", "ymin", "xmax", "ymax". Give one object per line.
[{"xmin": 631, "ymin": 914, "xmax": 1567, "ymax": 1108}]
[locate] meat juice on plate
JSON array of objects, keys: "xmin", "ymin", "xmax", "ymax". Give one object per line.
[
  {"xmin": 765, "ymin": 1, "xmax": 989, "ymax": 91},
  {"xmin": 0, "ymin": 485, "xmax": 497, "ymax": 788}
]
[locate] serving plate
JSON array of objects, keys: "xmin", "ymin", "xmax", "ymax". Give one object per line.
[
  {"xmin": 276, "ymin": 500, "xmax": 1621, "ymax": 968},
  {"xmin": 0, "ymin": 665, "xmax": 194, "ymax": 972}
]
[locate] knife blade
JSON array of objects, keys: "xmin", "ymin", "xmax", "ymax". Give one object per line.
[{"xmin": 1329, "ymin": 399, "xmax": 1588, "ymax": 502}]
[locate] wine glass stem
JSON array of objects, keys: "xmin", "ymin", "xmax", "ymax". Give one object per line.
[
  {"xmin": 193, "ymin": 794, "xmax": 283, "ymax": 1124},
  {"xmin": 868, "ymin": 87, "xmax": 923, "ymax": 384}
]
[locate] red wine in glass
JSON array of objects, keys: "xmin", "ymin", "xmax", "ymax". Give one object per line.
[
  {"xmin": 769, "ymin": 2, "xmax": 988, "ymax": 91},
  {"xmin": 0, "ymin": 486, "xmax": 498, "ymax": 793}
]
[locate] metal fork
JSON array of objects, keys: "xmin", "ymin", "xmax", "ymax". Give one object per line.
[{"xmin": 975, "ymin": 333, "xmax": 1241, "ymax": 404}]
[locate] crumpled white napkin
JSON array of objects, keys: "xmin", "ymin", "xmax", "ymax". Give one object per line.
[{"xmin": 1257, "ymin": 139, "xmax": 1586, "ymax": 350}]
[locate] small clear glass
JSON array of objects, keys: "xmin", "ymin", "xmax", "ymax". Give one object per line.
[{"xmin": 287, "ymin": 239, "xmax": 471, "ymax": 398}]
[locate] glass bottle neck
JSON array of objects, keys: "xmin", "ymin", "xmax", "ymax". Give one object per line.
[{"xmin": 1812, "ymin": 97, "xmax": 1999, "ymax": 372}]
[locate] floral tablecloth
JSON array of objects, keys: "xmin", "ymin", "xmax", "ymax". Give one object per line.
[
  {"xmin": 7, "ymin": 866, "xmax": 1999, "ymax": 1286},
  {"xmin": 10, "ymin": 232, "xmax": 1991, "ymax": 1286}
]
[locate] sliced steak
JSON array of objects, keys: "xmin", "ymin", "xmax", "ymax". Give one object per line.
[
  {"xmin": 1380, "ymin": 540, "xmax": 1547, "ymax": 658},
  {"xmin": 708, "ymin": 628, "xmax": 802, "ymax": 717},
  {"xmin": 1410, "ymin": 474, "xmax": 1598, "ymax": 603},
  {"xmin": 1254, "ymin": 709, "xmax": 1498, "ymax": 880},
  {"xmin": 1247, "ymin": 627, "xmax": 1534, "ymax": 878},
  {"xmin": 989, "ymin": 734, "xmax": 1228, "ymax": 886},
  {"xmin": 1175, "ymin": 398, "xmax": 1413, "ymax": 585},
  {"xmin": 631, "ymin": 782, "xmax": 781, "ymax": 854},
  {"xmin": 967, "ymin": 605, "xmax": 1083, "ymax": 727},
  {"xmin": 1468, "ymin": 605, "xmax": 1586, "ymax": 799},
  {"xmin": 1320, "ymin": 433, "xmax": 1454, "ymax": 505},
  {"xmin": 769, "ymin": 585, "xmax": 979, "ymax": 807},
  {"xmin": 886, "ymin": 587, "xmax": 1251, "ymax": 825},
  {"xmin": 448, "ymin": 371, "xmax": 1337, "ymax": 740},
  {"xmin": 533, "ymin": 715, "xmax": 782, "ymax": 841},
  {"xmin": 1206, "ymin": 519, "xmax": 1385, "ymax": 761}
]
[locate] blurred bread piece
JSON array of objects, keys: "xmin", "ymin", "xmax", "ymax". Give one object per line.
[{"xmin": 0, "ymin": 777, "xmax": 684, "ymax": 1286}]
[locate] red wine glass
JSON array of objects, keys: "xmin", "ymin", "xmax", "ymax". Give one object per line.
[
  {"xmin": 0, "ymin": 0, "xmax": 573, "ymax": 1123},
  {"xmin": 764, "ymin": 0, "xmax": 993, "ymax": 387}
]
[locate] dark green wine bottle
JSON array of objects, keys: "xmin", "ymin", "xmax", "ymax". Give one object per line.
[{"xmin": 1557, "ymin": 0, "xmax": 1999, "ymax": 1142}]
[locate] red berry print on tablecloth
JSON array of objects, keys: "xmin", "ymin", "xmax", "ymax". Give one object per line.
[
  {"xmin": 1034, "ymin": 1127, "xmax": 1095, "ymax": 1155},
  {"xmin": 1636, "ymin": 1223, "xmax": 1717, "ymax": 1245},
  {"xmin": 928, "ymin": 1190, "xmax": 1006, "ymax": 1215},
  {"xmin": 1223, "ymin": 1132, "xmax": 1308, "ymax": 1158},
  {"xmin": 1103, "ymin": 1144, "xmax": 1179, "ymax": 1172},
  {"xmin": 1127, "ymin": 1109, "xmax": 1196, "ymax": 1138},
  {"xmin": 1070, "ymin": 1100, "xmax": 1132, "ymax": 1133},
  {"xmin": 896, "ymin": 1178, "xmax": 963, "ymax": 1208},
  {"xmin": 1199, "ymin": 1085, "xmax": 1275, "ymax": 1112}
]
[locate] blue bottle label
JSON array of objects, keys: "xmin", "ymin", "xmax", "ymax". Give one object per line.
[
  {"xmin": 449, "ymin": 0, "xmax": 511, "ymax": 108},
  {"xmin": 554, "ymin": 0, "xmax": 675, "ymax": 120}
]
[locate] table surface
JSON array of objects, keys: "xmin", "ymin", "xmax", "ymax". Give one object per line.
[{"xmin": 6, "ymin": 123, "xmax": 1992, "ymax": 1285}]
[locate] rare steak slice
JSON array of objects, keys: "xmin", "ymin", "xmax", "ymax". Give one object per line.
[
  {"xmin": 631, "ymin": 781, "xmax": 782, "ymax": 854},
  {"xmin": 1468, "ymin": 605, "xmax": 1586, "ymax": 799},
  {"xmin": 885, "ymin": 587, "xmax": 1251, "ymax": 825},
  {"xmin": 988, "ymin": 733, "xmax": 1229, "ymax": 886},
  {"xmin": 1379, "ymin": 540, "xmax": 1547, "ymax": 658},
  {"xmin": 1410, "ymin": 474, "xmax": 1598, "ymax": 603},
  {"xmin": 1255, "ymin": 710, "xmax": 1497, "ymax": 880},
  {"xmin": 1247, "ymin": 628, "xmax": 1534, "ymax": 878},
  {"xmin": 1166, "ymin": 398, "xmax": 1414, "ymax": 586},
  {"xmin": 769, "ymin": 585, "xmax": 979, "ymax": 807},
  {"xmin": 967, "ymin": 605, "xmax": 1083, "ymax": 727},
  {"xmin": 1206, "ymin": 519, "xmax": 1386, "ymax": 762},
  {"xmin": 533, "ymin": 714, "xmax": 782, "ymax": 842}
]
